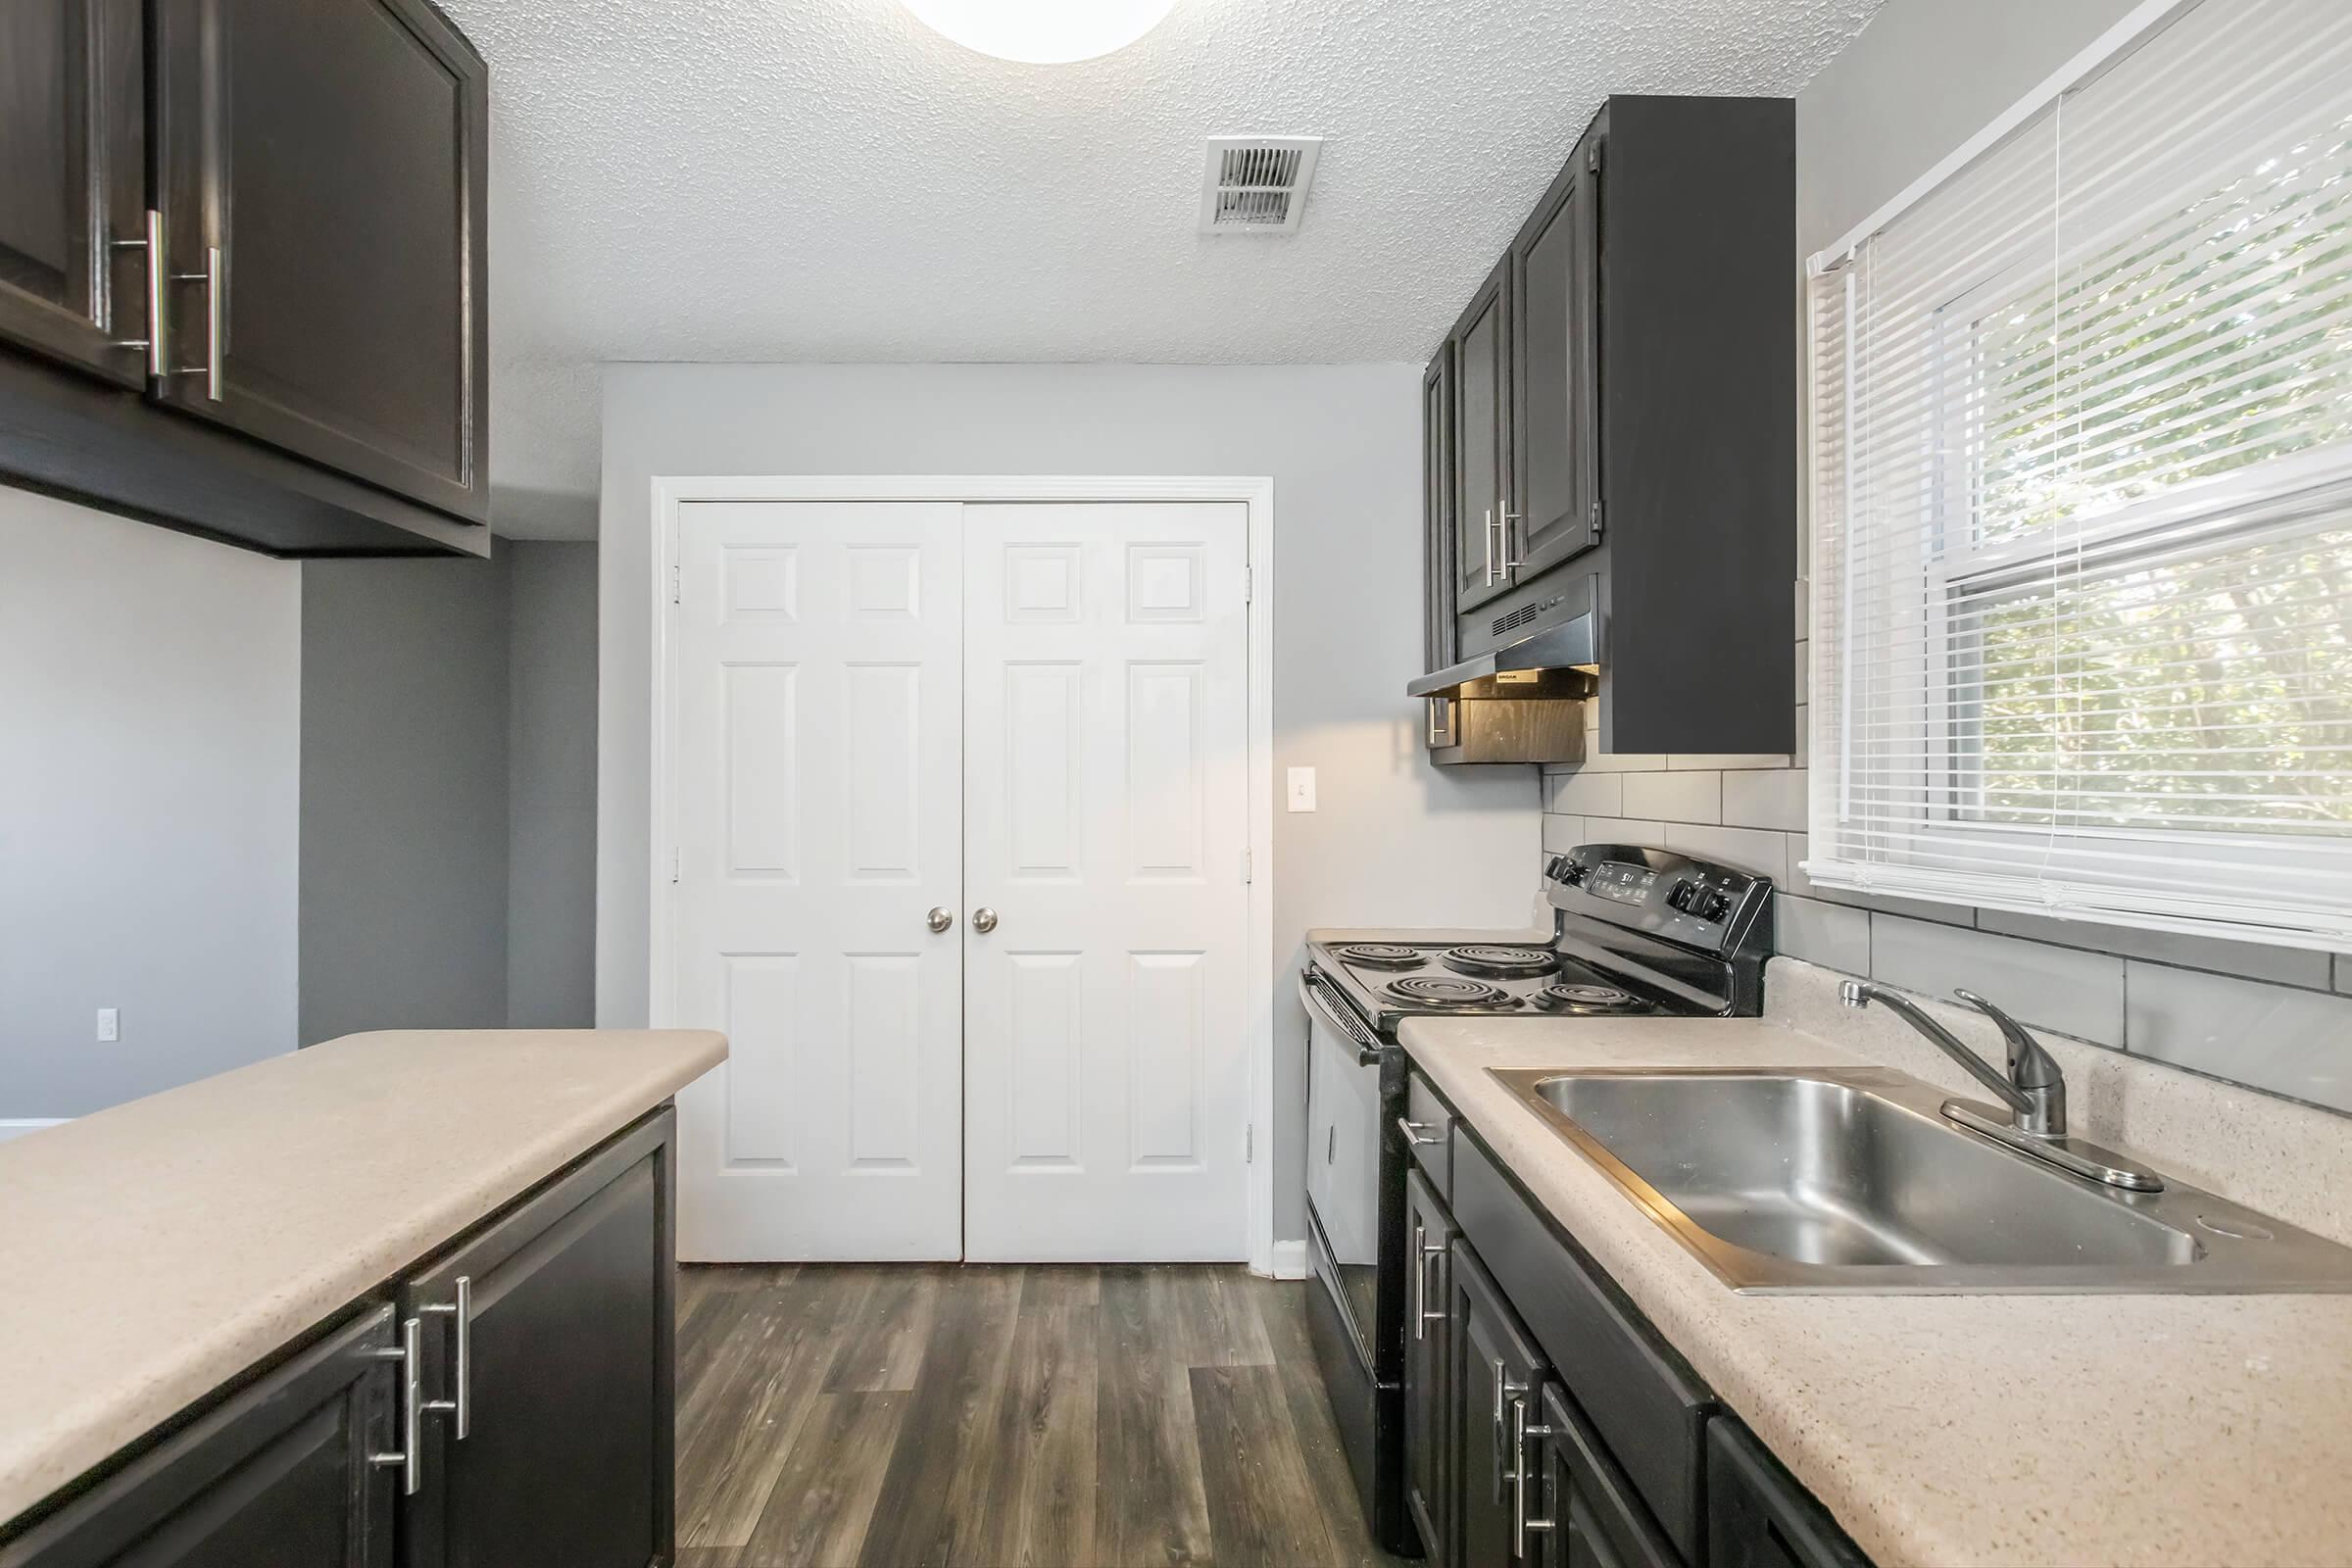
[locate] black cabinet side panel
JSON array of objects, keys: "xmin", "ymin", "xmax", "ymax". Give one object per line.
[{"xmin": 1597, "ymin": 96, "xmax": 1796, "ymax": 757}]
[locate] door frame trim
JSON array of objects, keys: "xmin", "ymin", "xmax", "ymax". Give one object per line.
[{"xmin": 645, "ymin": 473, "xmax": 1285, "ymax": 1276}]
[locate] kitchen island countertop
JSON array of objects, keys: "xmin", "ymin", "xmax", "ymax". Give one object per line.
[{"xmin": 0, "ymin": 1027, "xmax": 725, "ymax": 1528}]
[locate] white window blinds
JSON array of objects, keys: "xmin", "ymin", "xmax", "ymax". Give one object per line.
[{"xmin": 1806, "ymin": 0, "xmax": 2352, "ymax": 951}]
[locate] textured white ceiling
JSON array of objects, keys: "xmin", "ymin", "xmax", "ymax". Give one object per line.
[{"xmin": 442, "ymin": 0, "xmax": 1880, "ymax": 533}]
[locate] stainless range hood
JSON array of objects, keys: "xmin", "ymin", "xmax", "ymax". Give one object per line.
[{"xmin": 1406, "ymin": 612, "xmax": 1598, "ymax": 700}]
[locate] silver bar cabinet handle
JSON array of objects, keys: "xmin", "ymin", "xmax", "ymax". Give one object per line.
[
  {"xmin": 108, "ymin": 210, "xmax": 165, "ymax": 375},
  {"xmin": 1411, "ymin": 1219, "xmax": 1426, "ymax": 1341},
  {"xmin": 419, "ymin": 1275, "xmax": 471, "ymax": 1439},
  {"xmin": 368, "ymin": 1316, "xmax": 424, "ymax": 1495},
  {"xmin": 1483, "ymin": 508, "xmax": 1497, "ymax": 584},
  {"xmin": 1396, "ymin": 1116, "xmax": 1441, "ymax": 1149},
  {"xmin": 1498, "ymin": 512, "xmax": 1525, "ymax": 571},
  {"xmin": 170, "ymin": 245, "xmax": 222, "ymax": 401},
  {"xmin": 1512, "ymin": 1395, "xmax": 1557, "ymax": 1555}
]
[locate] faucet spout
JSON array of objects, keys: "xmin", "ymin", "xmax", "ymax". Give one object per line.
[{"xmin": 1838, "ymin": 979, "xmax": 2060, "ymax": 1133}]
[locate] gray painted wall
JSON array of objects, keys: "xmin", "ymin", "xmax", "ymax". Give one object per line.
[
  {"xmin": 597, "ymin": 363, "xmax": 1544, "ymax": 1241},
  {"xmin": 300, "ymin": 556, "xmax": 513, "ymax": 1044},
  {"xmin": 300, "ymin": 543, "xmax": 602, "ymax": 1042},
  {"xmin": 0, "ymin": 492, "xmax": 300, "ymax": 1115},
  {"xmin": 1543, "ymin": 0, "xmax": 2352, "ymax": 1116},
  {"xmin": 506, "ymin": 541, "xmax": 599, "ymax": 1027}
]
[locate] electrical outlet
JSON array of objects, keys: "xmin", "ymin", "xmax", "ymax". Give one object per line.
[
  {"xmin": 1287, "ymin": 766, "xmax": 1317, "ymax": 812},
  {"xmin": 96, "ymin": 1007, "xmax": 120, "ymax": 1043}
]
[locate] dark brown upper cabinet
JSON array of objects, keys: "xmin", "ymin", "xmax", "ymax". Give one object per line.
[
  {"xmin": 1419, "ymin": 96, "xmax": 1795, "ymax": 758},
  {"xmin": 1449, "ymin": 258, "xmax": 1514, "ymax": 616},
  {"xmin": 1510, "ymin": 140, "xmax": 1600, "ymax": 583},
  {"xmin": 0, "ymin": 0, "xmax": 489, "ymax": 558},
  {"xmin": 0, "ymin": 1, "xmax": 146, "ymax": 388}
]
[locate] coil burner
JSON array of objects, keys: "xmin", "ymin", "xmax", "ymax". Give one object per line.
[
  {"xmin": 1443, "ymin": 945, "xmax": 1559, "ymax": 979},
  {"xmin": 1334, "ymin": 943, "xmax": 1424, "ymax": 969},
  {"xmin": 1533, "ymin": 982, "xmax": 1646, "ymax": 1014},
  {"xmin": 1385, "ymin": 974, "xmax": 1516, "ymax": 1009}
]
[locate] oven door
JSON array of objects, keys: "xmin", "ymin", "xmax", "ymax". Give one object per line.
[{"xmin": 1301, "ymin": 967, "xmax": 1387, "ymax": 1371}]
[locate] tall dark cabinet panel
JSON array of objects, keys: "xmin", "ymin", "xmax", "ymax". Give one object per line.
[
  {"xmin": 153, "ymin": 0, "xmax": 488, "ymax": 522},
  {"xmin": 397, "ymin": 1110, "xmax": 674, "ymax": 1568},
  {"xmin": 0, "ymin": 0, "xmax": 145, "ymax": 386},
  {"xmin": 1450, "ymin": 258, "xmax": 1513, "ymax": 615},
  {"xmin": 1511, "ymin": 140, "xmax": 1600, "ymax": 582},
  {"xmin": 1403, "ymin": 1171, "xmax": 1456, "ymax": 1566},
  {"xmin": 1451, "ymin": 1243, "xmax": 1549, "ymax": 1568},
  {"xmin": 1422, "ymin": 349, "xmax": 1458, "ymax": 671},
  {"xmin": 0, "ymin": 1306, "xmax": 399, "ymax": 1568}
]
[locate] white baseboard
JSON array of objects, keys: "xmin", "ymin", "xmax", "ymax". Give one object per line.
[
  {"xmin": 1252, "ymin": 1238, "xmax": 1308, "ymax": 1280},
  {"xmin": 0, "ymin": 1118, "xmax": 67, "ymax": 1146}
]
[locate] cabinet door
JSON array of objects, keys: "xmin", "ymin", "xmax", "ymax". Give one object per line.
[
  {"xmin": 1403, "ymin": 1170, "xmax": 1457, "ymax": 1565},
  {"xmin": 1510, "ymin": 134, "xmax": 1601, "ymax": 580},
  {"xmin": 0, "ymin": 1306, "xmax": 397, "ymax": 1568},
  {"xmin": 1423, "ymin": 346, "xmax": 1459, "ymax": 670},
  {"xmin": 399, "ymin": 1110, "xmax": 675, "ymax": 1568},
  {"xmin": 0, "ymin": 0, "xmax": 145, "ymax": 386},
  {"xmin": 1450, "ymin": 1241, "xmax": 1547, "ymax": 1568},
  {"xmin": 152, "ymin": 0, "xmax": 488, "ymax": 520},
  {"xmin": 1451, "ymin": 258, "xmax": 1515, "ymax": 613},
  {"xmin": 1531, "ymin": 1383, "xmax": 1675, "ymax": 1568},
  {"xmin": 1706, "ymin": 1418, "xmax": 1870, "ymax": 1568}
]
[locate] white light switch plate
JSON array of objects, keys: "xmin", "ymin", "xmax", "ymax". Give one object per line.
[
  {"xmin": 1287, "ymin": 766, "xmax": 1317, "ymax": 812},
  {"xmin": 96, "ymin": 1007, "xmax": 120, "ymax": 1043}
]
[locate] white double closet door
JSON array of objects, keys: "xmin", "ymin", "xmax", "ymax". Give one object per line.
[{"xmin": 666, "ymin": 499, "xmax": 1251, "ymax": 1263}]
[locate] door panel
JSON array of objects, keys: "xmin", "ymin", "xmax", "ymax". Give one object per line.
[
  {"xmin": 668, "ymin": 502, "xmax": 964, "ymax": 1260},
  {"xmin": 401, "ymin": 1115, "xmax": 673, "ymax": 1568},
  {"xmin": 962, "ymin": 503, "xmax": 1251, "ymax": 1261},
  {"xmin": 0, "ymin": 1306, "xmax": 396, "ymax": 1568},
  {"xmin": 152, "ymin": 0, "xmax": 486, "ymax": 518},
  {"xmin": 1452, "ymin": 259, "xmax": 1513, "ymax": 613},
  {"xmin": 1513, "ymin": 143, "xmax": 1600, "ymax": 579},
  {"xmin": 1453, "ymin": 1242, "xmax": 1548, "ymax": 1568},
  {"xmin": 1423, "ymin": 347, "xmax": 1458, "ymax": 670},
  {"xmin": 1404, "ymin": 1171, "xmax": 1456, "ymax": 1566},
  {"xmin": 0, "ymin": 0, "xmax": 145, "ymax": 384}
]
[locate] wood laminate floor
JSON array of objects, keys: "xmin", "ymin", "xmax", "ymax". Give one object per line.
[{"xmin": 672, "ymin": 1263, "xmax": 1410, "ymax": 1568}]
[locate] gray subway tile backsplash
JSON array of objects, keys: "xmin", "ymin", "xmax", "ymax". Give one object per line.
[
  {"xmin": 2124, "ymin": 961, "xmax": 2352, "ymax": 1115},
  {"xmin": 1624, "ymin": 769, "xmax": 1721, "ymax": 824},
  {"xmin": 1869, "ymin": 914, "xmax": 2126, "ymax": 1047},
  {"xmin": 1660, "ymin": 822, "xmax": 1787, "ymax": 883},
  {"xmin": 1720, "ymin": 767, "xmax": 1807, "ymax": 832},
  {"xmin": 1776, "ymin": 894, "xmax": 1869, "ymax": 974},
  {"xmin": 1976, "ymin": 906, "xmax": 2332, "ymax": 992},
  {"xmin": 1548, "ymin": 771, "xmax": 1624, "ymax": 816},
  {"xmin": 2336, "ymin": 954, "xmax": 2352, "ymax": 997}
]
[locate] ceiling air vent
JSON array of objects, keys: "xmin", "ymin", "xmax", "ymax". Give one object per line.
[{"xmin": 1198, "ymin": 137, "xmax": 1323, "ymax": 235}]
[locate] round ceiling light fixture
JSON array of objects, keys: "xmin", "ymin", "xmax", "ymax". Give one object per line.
[{"xmin": 899, "ymin": 0, "xmax": 1181, "ymax": 63}]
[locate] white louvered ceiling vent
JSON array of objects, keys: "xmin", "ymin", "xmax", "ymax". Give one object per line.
[{"xmin": 1198, "ymin": 137, "xmax": 1323, "ymax": 234}]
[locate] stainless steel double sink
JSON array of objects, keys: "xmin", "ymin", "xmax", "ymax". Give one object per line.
[{"xmin": 1493, "ymin": 1066, "xmax": 2352, "ymax": 1293}]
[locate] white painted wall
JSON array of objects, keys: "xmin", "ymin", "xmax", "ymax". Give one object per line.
[
  {"xmin": 0, "ymin": 492, "xmax": 300, "ymax": 1116},
  {"xmin": 597, "ymin": 363, "xmax": 1542, "ymax": 1240}
]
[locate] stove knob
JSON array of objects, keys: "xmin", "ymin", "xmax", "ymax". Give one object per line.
[
  {"xmin": 1698, "ymin": 889, "xmax": 1734, "ymax": 922},
  {"xmin": 1666, "ymin": 880, "xmax": 1695, "ymax": 913}
]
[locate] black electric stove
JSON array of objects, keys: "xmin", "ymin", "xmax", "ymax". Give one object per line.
[{"xmin": 1298, "ymin": 845, "xmax": 1774, "ymax": 1556}]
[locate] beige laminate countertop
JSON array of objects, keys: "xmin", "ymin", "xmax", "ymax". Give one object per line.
[
  {"xmin": 1401, "ymin": 1013, "xmax": 2352, "ymax": 1568},
  {"xmin": 0, "ymin": 1028, "xmax": 726, "ymax": 1528}
]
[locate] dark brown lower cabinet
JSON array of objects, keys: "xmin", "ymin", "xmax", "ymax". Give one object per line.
[
  {"xmin": 1706, "ymin": 1418, "xmax": 1871, "ymax": 1568},
  {"xmin": 0, "ymin": 1306, "xmax": 399, "ymax": 1568},
  {"xmin": 1450, "ymin": 1241, "xmax": 1548, "ymax": 1568},
  {"xmin": 0, "ymin": 1110, "xmax": 676, "ymax": 1568},
  {"xmin": 1531, "ymin": 1382, "xmax": 1674, "ymax": 1568},
  {"xmin": 397, "ymin": 1110, "xmax": 674, "ymax": 1568},
  {"xmin": 1403, "ymin": 1169, "xmax": 1456, "ymax": 1564}
]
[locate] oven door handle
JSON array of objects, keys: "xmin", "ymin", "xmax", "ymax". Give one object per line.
[{"xmin": 1298, "ymin": 969, "xmax": 1384, "ymax": 1065}]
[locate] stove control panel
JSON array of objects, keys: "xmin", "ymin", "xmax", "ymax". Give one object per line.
[{"xmin": 1545, "ymin": 844, "xmax": 1770, "ymax": 955}]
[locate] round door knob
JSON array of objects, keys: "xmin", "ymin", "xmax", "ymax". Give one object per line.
[
  {"xmin": 971, "ymin": 907, "xmax": 999, "ymax": 934},
  {"xmin": 925, "ymin": 906, "xmax": 954, "ymax": 934}
]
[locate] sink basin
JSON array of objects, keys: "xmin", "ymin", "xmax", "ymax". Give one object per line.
[{"xmin": 1492, "ymin": 1066, "xmax": 2352, "ymax": 1293}]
